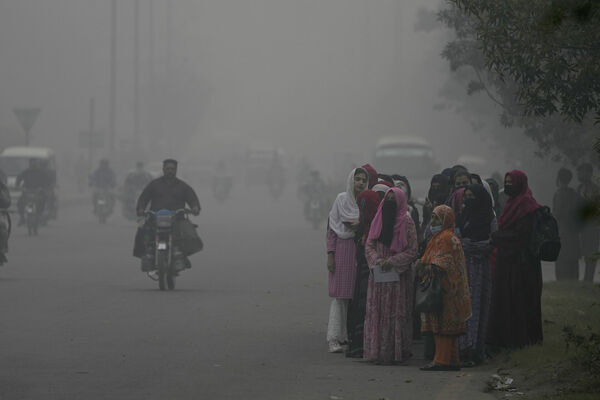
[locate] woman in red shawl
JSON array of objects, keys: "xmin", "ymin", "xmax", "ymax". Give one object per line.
[
  {"xmin": 363, "ymin": 187, "xmax": 418, "ymax": 364},
  {"xmin": 346, "ymin": 190, "xmax": 381, "ymax": 358},
  {"xmin": 487, "ymin": 170, "xmax": 543, "ymax": 349},
  {"xmin": 419, "ymin": 205, "xmax": 472, "ymax": 371}
]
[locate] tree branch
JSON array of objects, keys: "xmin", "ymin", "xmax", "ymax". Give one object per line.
[{"xmin": 471, "ymin": 66, "xmax": 508, "ymax": 110}]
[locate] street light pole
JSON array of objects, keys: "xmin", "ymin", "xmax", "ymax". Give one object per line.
[
  {"xmin": 109, "ymin": 0, "xmax": 117, "ymax": 156},
  {"xmin": 134, "ymin": 0, "xmax": 140, "ymax": 157}
]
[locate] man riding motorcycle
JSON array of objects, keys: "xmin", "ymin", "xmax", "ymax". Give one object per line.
[
  {"xmin": 122, "ymin": 161, "xmax": 153, "ymax": 219},
  {"xmin": 16, "ymin": 158, "xmax": 51, "ymax": 226},
  {"xmin": 134, "ymin": 159, "xmax": 201, "ymax": 280},
  {"xmin": 90, "ymin": 159, "xmax": 117, "ymax": 214}
]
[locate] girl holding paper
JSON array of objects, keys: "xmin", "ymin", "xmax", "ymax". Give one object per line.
[{"xmin": 363, "ymin": 187, "xmax": 418, "ymax": 364}]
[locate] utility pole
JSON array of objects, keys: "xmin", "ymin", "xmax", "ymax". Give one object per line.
[
  {"xmin": 89, "ymin": 98, "xmax": 95, "ymax": 172},
  {"xmin": 109, "ymin": 0, "xmax": 117, "ymax": 156},
  {"xmin": 148, "ymin": 0, "xmax": 155, "ymax": 149},
  {"xmin": 134, "ymin": 0, "xmax": 141, "ymax": 156}
]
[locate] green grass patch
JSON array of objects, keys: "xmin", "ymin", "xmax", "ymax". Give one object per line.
[{"xmin": 486, "ymin": 282, "xmax": 600, "ymax": 399}]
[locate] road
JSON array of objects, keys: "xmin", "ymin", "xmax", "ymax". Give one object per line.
[{"xmin": 0, "ymin": 185, "xmax": 497, "ymax": 400}]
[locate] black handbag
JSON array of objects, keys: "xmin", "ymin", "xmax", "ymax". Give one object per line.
[{"xmin": 414, "ymin": 265, "xmax": 443, "ymax": 314}]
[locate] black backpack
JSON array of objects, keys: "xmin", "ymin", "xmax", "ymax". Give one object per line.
[{"xmin": 530, "ymin": 206, "xmax": 561, "ymax": 262}]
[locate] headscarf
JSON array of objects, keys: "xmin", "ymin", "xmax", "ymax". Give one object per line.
[
  {"xmin": 357, "ymin": 190, "xmax": 381, "ymax": 244},
  {"xmin": 367, "ymin": 187, "xmax": 409, "ymax": 254},
  {"xmin": 328, "ymin": 167, "xmax": 367, "ymax": 239},
  {"xmin": 362, "ymin": 164, "xmax": 378, "ymax": 189},
  {"xmin": 470, "ymin": 173, "xmax": 483, "ymax": 185},
  {"xmin": 447, "ymin": 187, "xmax": 465, "ymax": 214},
  {"xmin": 428, "ymin": 174, "xmax": 450, "ymax": 205},
  {"xmin": 372, "ymin": 182, "xmax": 392, "ymax": 200},
  {"xmin": 378, "ymin": 173, "xmax": 394, "ymax": 184},
  {"xmin": 421, "ymin": 205, "xmax": 472, "ymax": 325},
  {"xmin": 393, "ymin": 175, "xmax": 412, "ymax": 202},
  {"xmin": 497, "ymin": 170, "xmax": 541, "ymax": 230},
  {"xmin": 441, "ymin": 168, "xmax": 454, "ymax": 178},
  {"xmin": 481, "ymin": 180, "xmax": 495, "ymax": 208},
  {"xmin": 457, "ymin": 184, "xmax": 494, "ymax": 241},
  {"xmin": 485, "ymin": 178, "xmax": 501, "ymax": 215}
]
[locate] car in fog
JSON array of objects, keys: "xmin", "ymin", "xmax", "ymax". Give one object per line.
[
  {"xmin": 372, "ymin": 136, "xmax": 438, "ymax": 201},
  {"xmin": 0, "ymin": 146, "xmax": 56, "ymax": 212},
  {"xmin": 456, "ymin": 154, "xmax": 491, "ymax": 178}
]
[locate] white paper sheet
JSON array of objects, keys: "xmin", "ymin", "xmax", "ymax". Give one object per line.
[{"xmin": 373, "ymin": 265, "xmax": 400, "ymax": 283}]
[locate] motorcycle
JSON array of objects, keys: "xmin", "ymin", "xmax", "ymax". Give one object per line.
[
  {"xmin": 94, "ymin": 190, "xmax": 114, "ymax": 224},
  {"xmin": 144, "ymin": 209, "xmax": 192, "ymax": 291},
  {"xmin": 23, "ymin": 188, "xmax": 43, "ymax": 236}
]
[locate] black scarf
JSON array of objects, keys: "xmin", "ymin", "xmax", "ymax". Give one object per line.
[
  {"xmin": 457, "ymin": 184, "xmax": 494, "ymax": 241},
  {"xmin": 428, "ymin": 174, "xmax": 450, "ymax": 205},
  {"xmin": 378, "ymin": 200, "xmax": 397, "ymax": 247}
]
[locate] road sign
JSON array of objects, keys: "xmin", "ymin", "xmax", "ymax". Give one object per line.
[
  {"xmin": 78, "ymin": 130, "xmax": 105, "ymax": 149},
  {"xmin": 13, "ymin": 108, "xmax": 41, "ymax": 145}
]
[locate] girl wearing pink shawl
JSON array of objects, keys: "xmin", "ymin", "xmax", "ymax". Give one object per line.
[{"xmin": 363, "ymin": 187, "xmax": 418, "ymax": 364}]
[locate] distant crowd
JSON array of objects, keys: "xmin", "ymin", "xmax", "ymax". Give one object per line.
[{"xmin": 325, "ymin": 162, "xmax": 598, "ymax": 370}]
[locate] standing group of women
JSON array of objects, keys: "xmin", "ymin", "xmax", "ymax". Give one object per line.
[{"xmin": 325, "ymin": 163, "xmax": 545, "ymax": 371}]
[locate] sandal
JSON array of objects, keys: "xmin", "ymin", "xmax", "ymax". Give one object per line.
[{"xmin": 420, "ymin": 362, "xmax": 461, "ymax": 371}]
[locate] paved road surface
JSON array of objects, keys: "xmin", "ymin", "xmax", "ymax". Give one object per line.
[{"xmin": 1, "ymin": 185, "xmax": 498, "ymax": 399}]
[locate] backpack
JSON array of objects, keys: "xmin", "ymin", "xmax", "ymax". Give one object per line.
[{"xmin": 530, "ymin": 206, "xmax": 561, "ymax": 262}]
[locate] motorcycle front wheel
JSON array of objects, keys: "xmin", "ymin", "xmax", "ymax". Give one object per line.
[
  {"xmin": 157, "ymin": 251, "xmax": 167, "ymax": 291},
  {"xmin": 166, "ymin": 274, "xmax": 175, "ymax": 290}
]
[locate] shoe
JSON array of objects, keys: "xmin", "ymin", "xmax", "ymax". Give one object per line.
[
  {"xmin": 328, "ymin": 342, "xmax": 343, "ymax": 353},
  {"xmin": 147, "ymin": 271, "xmax": 159, "ymax": 281},
  {"xmin": 420, "ymin": 362, "xmax": 461, "ymax": 371}
]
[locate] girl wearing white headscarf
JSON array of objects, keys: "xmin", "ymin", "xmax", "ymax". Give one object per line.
[{"xmin": 326, "ymin": 167, "xmax": 368, "ymax": 353}]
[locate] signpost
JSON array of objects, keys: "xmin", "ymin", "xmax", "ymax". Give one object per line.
[{"xmin": 13, "ymin": 107, "xmax": 41, "ymax": 145}]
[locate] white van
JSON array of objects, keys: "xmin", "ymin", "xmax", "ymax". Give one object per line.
[
  {"xmin": 372, "ymin": 136, "xmax": 438, "ymax": 200},
  {"xmin": 0, "ymin": 147, "xmax": 56, "ymax": 212}
]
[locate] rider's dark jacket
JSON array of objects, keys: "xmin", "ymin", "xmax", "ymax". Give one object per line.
[{"xmin": 136, "ymin": 176, "xmax": 200, "ymax": 213}]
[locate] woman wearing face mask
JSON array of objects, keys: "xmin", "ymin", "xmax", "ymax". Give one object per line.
[
  {"xmin": 456, "ymin": 184, "xmax": 496, "ymax": 366},
  {"xmin": 418, "ymin": 205, "xmax": 472, "ymax": 371},
  {"xmin": 363, "ymin": 187, "xmax": 418, "ymax": 364},
  {"xmin": 326, "ymin": 168, "xmax": 369, "ymax": 353},
  {"xmin": 487, "ymin": 170, "xmax": 543, "ymax": 349},
  {"xmin": 392, "ymin": 175, "xmax": 422, "ymax": 243},
  {"xmin": 345, "ymin": 189, "xmax": 381, "ymax": 358}
]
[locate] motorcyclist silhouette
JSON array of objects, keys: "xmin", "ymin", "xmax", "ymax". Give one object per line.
[
  {"xmin": 16, "ymin": 159, "xmax": 51, "ymax": 226},
  {"xmin": 134, "ymin": 159, "xmax": 201, "ymax": 280},
  {"xmin": 125, "ymin": 161, "xmax": 153, "ymax": 193},
  {"xmin": 90, "ymin": 159, "xmax": 117, "ymax": 213},
  {"xmin": 122, "ymin": 162, "xmax": 153, "ymax": 219}
]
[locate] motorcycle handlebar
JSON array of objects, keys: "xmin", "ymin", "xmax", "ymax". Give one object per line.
[{"xmin": 143, "ymin": 208, "xmax": 192, "ymax": 217}]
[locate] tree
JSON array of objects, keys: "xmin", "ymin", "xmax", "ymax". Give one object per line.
[{"xmin": 438, "ymin": 0, "xmax": 600, "ymax": 163}]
